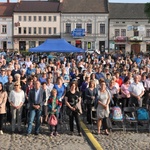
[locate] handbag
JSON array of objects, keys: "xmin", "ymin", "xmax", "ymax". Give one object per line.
[
  {"xmin": 103, "ymin": 117, "xmax": 112, "ymax": 129},
  {"xmin": 48, "ymin": 114, "xmax": 58, "ymax": 126}
]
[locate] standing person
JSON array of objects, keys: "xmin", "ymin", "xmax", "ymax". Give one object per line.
[
  {"xmin": 41, "ymin": 82, "xmax": 50, "ymax": 124},
  {"xmin": 11, "ymin": 63, "xmax": 21, "ymax": 81},
  {"xmin": 97, "ymin": 81, "xmax": 110, "ymax": 135},
  {"xmin": 120, "ymin": 77, "xmax": 131, "ymax": 109},
  {"xmin": 128, "ymin": 75, "xmax": 145, "ymax": 107},
  {"xmin": 48, "ymin": 89, "xmax": 61, "ymax": 136},
  {"xmin": 26, "ymin": 81, "xmax": 44, "ymax": 135},
  {"xmin": 0, "ymin": 68, "xmax": 8, "ymax": 85},
  {"xmin": 65, "ymin": 81, "xmax": 82, "ymax": 136},
  {"xmin": 4, "ymin": 75, "xmax": 14, "ymax": 123},
  {"xmin": 144, "ymin": 73, "xmax": 150, "ymax": 110},
  {"xmin": 53, "ymin": 77, "xmax": 66, "ymax": 122},
  {"xmin": 0, "ymin": 82, "xmax": 7, "ymax": 134},
  {"xmin": 9, "ymin": 81, "xmax": 25, "ymax": 134},
  {"xmin": 85, "ymin": 80, "xmax": 98, "ymax": 124}
]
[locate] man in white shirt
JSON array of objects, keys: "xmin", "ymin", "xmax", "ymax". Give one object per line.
[{"xmin": 128, "ymin": 75, "xmax": 145, "ymax": 107}]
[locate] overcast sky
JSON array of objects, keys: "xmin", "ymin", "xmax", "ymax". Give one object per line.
[{"xmin": 0, "ymin": 0, "xmax": 150, "ymax": 3}]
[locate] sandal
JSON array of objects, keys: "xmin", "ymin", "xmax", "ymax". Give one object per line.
[{"xmin": 105, "ymin": 131, "xmax": 109, "ymax": 136}]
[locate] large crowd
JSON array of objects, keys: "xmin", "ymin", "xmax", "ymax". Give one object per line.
[{"xmin": 0, "ymin": 49, "xmax": 150, "ymax": 136}]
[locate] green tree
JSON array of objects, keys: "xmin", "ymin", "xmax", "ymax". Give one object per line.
[{"xmin": 144, "ymin": 3, "xmax": 150, "ymax": 22}]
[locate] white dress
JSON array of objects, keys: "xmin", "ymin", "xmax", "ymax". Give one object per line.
[{"xmin": 96, "ymin": 91, "xmax": 109, "ymax": 119}]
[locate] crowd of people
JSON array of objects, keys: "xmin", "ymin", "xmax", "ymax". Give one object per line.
[{"xmin": 0, "ymin": 49, "xmax": 150, "ymax": 136}]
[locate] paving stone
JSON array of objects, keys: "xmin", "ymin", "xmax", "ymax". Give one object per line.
[{"xmin": 0, "ymin": 123, "xmax": 92, "ymax": 150}]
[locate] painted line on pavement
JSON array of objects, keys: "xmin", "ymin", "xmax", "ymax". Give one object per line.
[{"xmin": 80, "ymin": 121, "xmax": 103, "ymax": 150}]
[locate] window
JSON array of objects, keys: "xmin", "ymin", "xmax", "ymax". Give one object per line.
[
  {"xmin": 1, "ymin": 25, "xmax": 7, "ymax": 34},
  {"xmin": 121, "ymin": 29, "xmax": 126, "ymax": 36},
  {"xmin": 24, "ymin": 16, "xmax": 26, "ymax": 21},
  {"xmin": 38, "ymin": 27, "xmax": 41, "ymax": 34},
  {"xmin": 48, "ymin": 27, "xmax": 51, "ymax": 34},
  {"xmin": 43, "ymin": 27, "xmax": 47, "ymax": 34},
  {"xmin": 146, "ymin": 29, "xmax": 150, "ymax": 37},
  {"xmin": 100, "ymin": 24, "xmax": 105, "ymax": 34},
  {"xmin": 133, "ymin": 26, "xmax": 139, "ymax": 36},
  {"xmin": 34, "ymin": 16, "xmax": 36, "ymax": 21},
  {"xmin": 39, "ymin": 16, "xmax": 42, "ymax": 21},
  {"xmin": 49, "ymin": 16, "xmax": 51, "ymax": 21},
  {"xmin": 115, "ymin": 29, "xmax": 120, "ymax": 36},
  {"xmin": 29, "ymin": 41, "xmax": 36, "ymax": 48},
  {"xmin": 23, "ymin": 27, "xmax": 26, "ymax": 34},
  {"xmin": 28, "ymin": 16, "xmax": 31, "ymax": 21},
  {"xmin": 76, "ymin": 23, "xmax": 82, "ymax": 29},
  {"xmin": 18, "ymin": 27, "xmax": 21, "ymax": 34},
  {"xmin": 28, "ymin": 27, "xmax": 31, "ymax": 34},
  {"xmin": 88, "ymin": 42, "xmax": 91, "ymax": 50},
  {"xmin": 146, "ymin": 44, "xmax": 150, "ymax": 51},
  {"xmin": 66, "ymin": 23, "xmax": 71, "ymax": 33},
  {"xmin": 19, "ymin": 16, "xmax": 22, "ymax": 21},
  {"xmin": 39, "ymin": 41, "xmax": 44, "ymax": 45},
  {"xmin": 43, "ymin": 16, "xmax": 46, "ymax": 21},
  {"xmin": 87, "ymin": 23, "xmax": 92, "ymax": 34},
  {"xmin": 34, "ymin": 27, "xmax": 36, "ymax": 34},
  {"xmin": 53, "ymin": 16, "xmax": 57, "ymax": 21},
  {"xmin": 53, "ymin": 27, "xmax": 56, "ymax": 34}
]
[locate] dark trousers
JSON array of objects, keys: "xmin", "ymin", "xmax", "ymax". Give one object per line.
[
  {"xmin": 0, "ymin": 114, "xmax": 4, "ymax": 130},
  {"xmin": 87, "ymin": 104, "xmax": 92, "ymax": 124},
  {"xmin": 129, "ymin": 96, "xmax": 142, "ymax": 107},
  {"xmin": 6, "ymin": 101, "xmax": 11, "ymax": 123},
  {"xmin": 69, "ymin": 111, "xmax": 81, "ymax": 133},
  {"xmin": 122, "ymin": 98, "xmax": 130, "ymax": 109}
]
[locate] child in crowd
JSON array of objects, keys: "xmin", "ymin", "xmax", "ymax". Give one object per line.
[{"xmin": 48, "ymin": 89, "xmax": 61, "ymax": 137}]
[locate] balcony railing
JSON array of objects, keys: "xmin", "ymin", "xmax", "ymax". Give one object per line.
[
  {"xmin": 114, "ymin": 36, "xmax": 128, "ymax": 42},
  {"xmin": 129, "ymin": 36, "xmax": 143, "ymax": 42}
]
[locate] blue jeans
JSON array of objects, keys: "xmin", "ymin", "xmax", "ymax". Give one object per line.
[{"xmin": 27, "ymin": 109, "xmax": 42, "ymax": 134}]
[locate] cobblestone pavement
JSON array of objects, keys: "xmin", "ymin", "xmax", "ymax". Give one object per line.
[
  {"xmin": 85, "ymin": 122, "xmax": 150, "ymax": 150},
  {"xmin": 0, "ymin": 123, "xmax": 92, "ymax": 150}
]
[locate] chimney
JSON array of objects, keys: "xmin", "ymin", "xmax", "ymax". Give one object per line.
[{"xmin": 7, "ymin": 0, "xmax": 9, "ymax": 3}]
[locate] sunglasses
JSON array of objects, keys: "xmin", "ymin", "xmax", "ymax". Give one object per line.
[{"xmin": 14, "ymin": 85, "xmax": 19, "ymax": 86}]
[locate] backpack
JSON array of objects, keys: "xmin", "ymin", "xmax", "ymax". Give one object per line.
[
  {"xmin": 112, "ymin": 106, "xmax": 123, "ymax": 120},
  {"xmin": 137, "ymin": 108, "xmax": 149, "ymax": 120}
]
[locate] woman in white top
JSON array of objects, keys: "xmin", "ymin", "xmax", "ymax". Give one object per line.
[
  {"xmin": 9, "ymin": 81, "xmax": 25, "ymax": 133},
  {"xmin": 97, "ymin": 81, "xmax": 110, "ymax": 135}
]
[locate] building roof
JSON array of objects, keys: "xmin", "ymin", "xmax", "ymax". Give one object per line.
[
  {"xmin": 109, "ymin": 3, "xmax": 148, "ymax": 19},
  {"xmin": 14, "ymin": 1, "xmax": 61, "ymax": 13},
  {"xmin": 0, "ymin": 3, "xmax": 16, "ymax": 17},
  {"xmin": 62, "ymin": 0, "xmax": 108, "ymax": 13}
]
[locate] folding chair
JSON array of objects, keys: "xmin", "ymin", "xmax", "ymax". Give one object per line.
[
  {"xmin": 136, "ymin": 107, "xmax": 150, "ymax": 133},
  {"xmin": 90, "ymin": 107, "xmax": 97, "ymax": 131},
  {"xmin": 123, "ymin": 107, "xmax": 138, "ymax": 132}
]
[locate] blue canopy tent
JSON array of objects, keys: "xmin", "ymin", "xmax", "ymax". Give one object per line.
[{"xmin": 29, "ymin": 39, "xmax": 85, "ymax": 53}]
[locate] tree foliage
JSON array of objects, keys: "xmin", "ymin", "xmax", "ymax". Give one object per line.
[{"xmin": 144, "ymin": 3, "xmax": 150, "ymax": 22}]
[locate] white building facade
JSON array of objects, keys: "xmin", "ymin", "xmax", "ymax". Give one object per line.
[
  {"xmin": 109, "ymin": 3, "xmax": 150, "ymax": 54},
  {"xmin": 0, "ymin": 17, "xmax": 13, "ymax": 50},
  {"xmin": 13, "ymin": 1, "xmax": 61, "ymax": 51},
  {"xmin": 61, "ymin": 14, "xmax": 109, "ymax": 52},
  {"xmin": 61, "ymin": 0, "xmax": 109, "ymax": 52}
]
